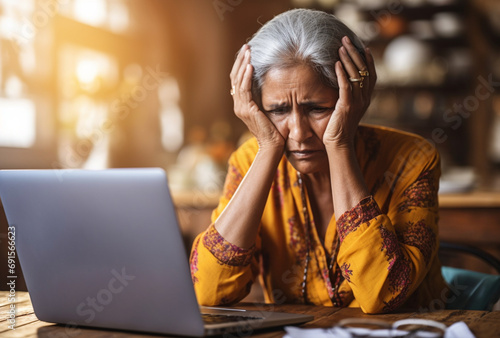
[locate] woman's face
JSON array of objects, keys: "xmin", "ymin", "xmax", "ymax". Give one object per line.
[{"xmin": 261, "ymin": 64, "xmax": 339, "ymax": 175}]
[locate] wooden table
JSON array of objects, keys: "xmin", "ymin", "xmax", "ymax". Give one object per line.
[{"xmin": 2, "ymin": 292, "xmax": 500, "ymax": 337}]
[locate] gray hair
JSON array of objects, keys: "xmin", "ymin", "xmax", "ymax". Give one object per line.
[{"xmin": 247, "ymin": 8, "xmax": 365, "ymax": 99}]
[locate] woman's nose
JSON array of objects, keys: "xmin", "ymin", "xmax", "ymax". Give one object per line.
[{"xmin": 288, "ymin": 110, "xmax": 313, "ymax": 143}]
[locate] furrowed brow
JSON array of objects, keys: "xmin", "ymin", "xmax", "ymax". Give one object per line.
[
  {"xmin": 300, "ymin": 100, "xmax": 332, "ymax": 107},
  {"xmin": 266, "ymin": 103, "xmax": 289, "ymax": 109}
]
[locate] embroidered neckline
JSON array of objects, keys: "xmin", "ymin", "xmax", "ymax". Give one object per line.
[{"xmin": 296, "ymin": 171, "xmax": 340, "ymax": 306}]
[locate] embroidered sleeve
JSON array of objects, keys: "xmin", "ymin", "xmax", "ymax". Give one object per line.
[
  {"xmin": 336, "ymin": 147, "xmax": 442, "ymax": 314},
  {"xmin": 189, "ymin": 139, "xmax": 261, "ymax": 306},
  {"xmin": 337, "ymin": 196, "xmax": 382, "ymax": 242},
  {"xmin": 397, "ymin": 170, "xmax": 438, "ymax": 211},
  {"xmin": 202, "ymin": 224, "xmax": 256, "ymax": 266},
  {"xmin": 190, "ymin": 229, "xmax": 259, "ymax": 306}
]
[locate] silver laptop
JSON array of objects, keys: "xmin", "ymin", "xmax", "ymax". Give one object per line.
[{"xmin": 0, "ymin": 168, "xmax": 313, "ymax": 337}]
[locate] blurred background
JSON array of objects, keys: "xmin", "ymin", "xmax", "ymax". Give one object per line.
[
  {"xmin": 1, "ymin": 0, "xmax": 500, "ymax": 292},
  {"xmin": 0, "ymin": 0, "xmax": 500, "ymax": 189}
]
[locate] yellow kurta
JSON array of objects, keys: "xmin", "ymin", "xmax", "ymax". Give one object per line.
[{"xmin": 190, "ymin": 125, "xmax": 448, "ymax": 313}]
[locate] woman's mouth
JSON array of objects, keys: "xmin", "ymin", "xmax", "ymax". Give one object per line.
[{"xmin": 288, "ymin": 150, "xmax": 320, "ymax": 159}]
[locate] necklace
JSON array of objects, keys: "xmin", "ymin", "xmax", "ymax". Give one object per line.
[{"xmin": 297, "ymin": 171, "xmax": 341, "ymax": 305}]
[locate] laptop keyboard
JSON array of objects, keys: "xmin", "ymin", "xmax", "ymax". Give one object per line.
[{"xmin": 202, "ymin": 313, "xmax": 264, "ymax": 324}]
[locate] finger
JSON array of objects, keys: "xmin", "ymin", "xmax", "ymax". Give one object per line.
[
  {"xmin": 240, "ymin": 63, "xmax": 253, "ymax": 101},
  {"xmin": 342, "ymin": 37, "xmax": 370, "ymax": 98},
  {"xmin": 235, "ymin": 49, "xmax": 251, "ymax": 89},
  {"xmin": 230, "ymin": 44, "xmax": 248, "ymax": 83},
  {"xmin": 342, "ymin": 36, "xmax": 367, "ymax": 73},
  {"xmin": 365, "ymin": 47, "xmax": 377, "ymax": 94},
  {"xmin": 339, "ymin": 46, "xmax": 362, "ymax": 96},
  {"xmin": 335, "ymin": 61, "xmax": 352, "ymax": 111}
]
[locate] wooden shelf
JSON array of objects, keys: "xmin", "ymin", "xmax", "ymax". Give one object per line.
[
  {"xmin": 172, "ymin": 190, "xmax": 500, "ymax": 209},
  {"xmin": 439, "ymin": 191, "xmax": 500, "ymax": 208}
]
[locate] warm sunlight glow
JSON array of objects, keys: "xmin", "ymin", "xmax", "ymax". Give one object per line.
[
  {"xmin": 73, "ymin": 0, "xmax": 107, "ymax": 28},
  {"xmin": 108, "ymin": 1, "xmax": 130, "ymax": 33},
  {"xmin": 76, "ymin": 59, "xmax": 99, "ymax": 85},
  {"xmin": 0, "ymin": 98, "xmax": 35, "ymax": 148}
]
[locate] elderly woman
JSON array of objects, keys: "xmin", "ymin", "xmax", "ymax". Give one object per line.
[{"xmin": 190, "ymin": 8, "xmax": 447, "ymax": 314}]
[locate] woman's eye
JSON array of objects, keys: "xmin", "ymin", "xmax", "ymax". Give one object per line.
[
  {"xmin": 310, "ymin": 107, "xmax": 331, "ymax": 114},
  {"xmin": 267, "ymin": 107, "xmax": 288, "ymax": 115}
]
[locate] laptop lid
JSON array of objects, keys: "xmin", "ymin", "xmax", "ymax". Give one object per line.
[
  {"xmin": 0, "ymin": 168, "xmax": 206, "ymax": 336},
  {"xmin": 0, "ymin": 168, "xmax": 313, "ymax": 337}
]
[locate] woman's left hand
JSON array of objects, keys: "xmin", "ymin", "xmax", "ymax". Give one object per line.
[{"xmin": 323, "ymin": 36, "xmax": 377, "ymax": 149}]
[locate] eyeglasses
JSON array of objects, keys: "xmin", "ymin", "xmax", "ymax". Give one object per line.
[{"xmin": 330, "ymin": 318, "xmax": 447, "ymax": 338}]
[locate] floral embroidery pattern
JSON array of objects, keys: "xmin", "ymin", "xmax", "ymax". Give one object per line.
[
  {"xmin": 321, "ymin": 267, "xmax": 335, "ymax": 299},
  {"xmin": 190, "ymin": 237, "xmax": 200, "ymax": 284},
  {"xmin": 288, "ymin": 215, "xmax": 308, "ymax": 265},
  {"xmin": 398, "ymin": 220, "xmax": 436, "ymax": 265},
  {"xmin": 317, "ymin": 265, "xmax": 345, "ymax": 307},
  {"xmin": 387, "ymin": 257, "xmax": 411, "ymax": 294},
  {"xmin": 223, "ymin": 165, "xmax": 243, "ymax": 200},
  {"xmin": 337, "ymin": 196, "xmax": 382, "ymax": 242},
  {"xmin": 340, "ymin": 263, "xmax": 353, "ymax": 283},
  {"xmin": 379, "ymin": 224, "xmax": 412, "ymax": 312},
  {"xmin": 203, "ymin": 225, "xmax": 256, "ymax": 266},
  {"xmin": 398, "ymin": 170, "xmax": 437, "ymax": 212},
  {"xmin": 383, "ymin": 265, "xmax": 412, "ymax": 312},
  {"xmin": 379, "ymin": 225, "xmax": 399, "ymax": 269}
]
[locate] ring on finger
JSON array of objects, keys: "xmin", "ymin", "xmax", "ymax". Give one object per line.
[
  {"xmin": 349, "ymin": 77, "xmax": 364, "ymax": 88},
  {"xmin": 358, "ymin": 70, "xmax": 368, "ymax": 88},
  {"xmin": 230, "ymin": 85, "xmax": 235, "ymax": 96}
]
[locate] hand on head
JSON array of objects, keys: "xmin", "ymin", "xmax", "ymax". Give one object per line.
[
  {"xmin": 229, "ymin": 40, "xmax": 377, "ymax": 153},
  {"xmin": 230, "ymin": 44, "xmax": 286, "ymax": 151},
  {"xmin": 323, "ymin": 36, "xmax": 377, "ymax": 149}
]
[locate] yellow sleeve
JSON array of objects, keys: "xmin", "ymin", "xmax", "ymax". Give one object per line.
[
  {"xmin": 189, "ymin": 140, "xmax": 261, "ymax": 306},
  {"xmin": 336, "ymin": 147, "xmax": 441, "ymax": 314},
  {"xmin": 190, "ymin": 225, "xmax": 259, "ymax": 306}
]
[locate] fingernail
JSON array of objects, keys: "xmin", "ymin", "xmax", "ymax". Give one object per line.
[
  {"xmin": 343, "ymin": 36, "xmax": 350, "ymax": 43},
  {"xmin": 340, "ymin": 46, "xmax": 346, "ymax": 54}
]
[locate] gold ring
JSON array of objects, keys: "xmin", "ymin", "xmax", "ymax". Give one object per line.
[
  {"xmin": 230, "ymin": 86, "xmax": 235, "ymax": 96},
  {"xmin": 349, "ymin": 77, "xmax": 364, "ymax": 88},
  {"xmin": 358, "ymin": 70, "xmax": 368, "ymax": 88}
]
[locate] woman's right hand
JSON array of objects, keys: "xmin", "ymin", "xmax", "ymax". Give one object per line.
[{"xmin": 230, "ymin": 45, "xmax": 285, "ymax": 151}]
